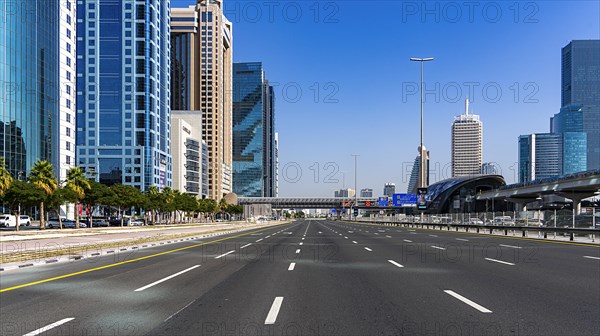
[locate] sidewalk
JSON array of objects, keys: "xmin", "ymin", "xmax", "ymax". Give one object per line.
[{"xmin": 0, "ymin": 221, "xmax": 287, "ymax": 268}]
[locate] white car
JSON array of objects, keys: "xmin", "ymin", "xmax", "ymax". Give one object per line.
[
  {"xmin": 468, "ymin": 218, "xmax": 484, "ymax": 225},
  {"xmin": 19, "ymin": 215, "xmax": 31, "ymax": 226}
]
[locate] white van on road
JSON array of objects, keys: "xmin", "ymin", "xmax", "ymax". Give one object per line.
[{"xmin": 0, "ymin": 215, "xmax": 17, "ymax": 227}]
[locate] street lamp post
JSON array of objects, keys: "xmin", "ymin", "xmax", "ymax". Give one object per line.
[
  {"xmin": 410, "ymin": 57, "xmax": 433, "ymax": 223},
  {"xmin": 352, "ymin": 154, "xmax": 359, "ymax": 221},
  {"xmin": 410, "ymin": 57, "xmax": 434, "ymax": 191}
]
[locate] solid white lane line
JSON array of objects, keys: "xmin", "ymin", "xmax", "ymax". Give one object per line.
[
  {"xmin": 364, "ymin": 247, "xmax": 372, "ymax": 252},
  {"xmin": 240, "ymin": 243, "xmax": 252, "ymax": 249},
  {"xmin": 499, "ymin": 244, "xmax": 522, "ymax": 249},
  {"xmin": 296, "ymin": 249, "xmax": 301, "ymax": 254},
  {"xmin": 352, "ymin": 241, "xmax": 358, "ymax": 244},
  {"xmin": 256, "ymin": 239, "xmax": 263, "ymax": 242},
  {"xmin": 135, "ymin": 265, "xmax": 200, "ymax": 292},
  {"xmin": 583, "ymin": 256, "xmax": 600, "ymax": 260},
  {"xmin": 388, "ymin": 260, "xmax": 404, "ymax": 268},
  {"xmin": 403, "ymin": 239, "xmax": 413, "ymax": 243},
  {"xmin": 444, "ymin": 290, "xmax": 492, "ymax": 313},
  {"xmin": 431, "ymin": 246, "xmax": 446, "ymax": 250},
  {"xmin": 456, "ymin": 238, "xmax": 469, "ymax": 242},
  {"xmin": 215, "ymin": 250, "xmax": 235, "ymax": 259},
  {"xmin": 265, "ymin": 297, "xmax": 284, "ymax": 325},
  {"xmin": 485, "ymin": 258, "xmax": 515, "ymax": 266},
  {"xmin": 23, "ymin": 318, "xmax": 75, "ymax": 336},
  {"xmin": 288, "ymin": 263, "xmax": 296, "ymax": 271},
  {"xmin": 299, "ymin": 242, "xmax": 303, "ymax": 246}
]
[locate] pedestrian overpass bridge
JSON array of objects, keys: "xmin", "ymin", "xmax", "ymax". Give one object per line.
[{"xmin": 237, "ymin": 197, "xmax": 379, "ymax": 209}]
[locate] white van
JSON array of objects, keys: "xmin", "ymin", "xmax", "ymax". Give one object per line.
[{"xmin": 0, "ymin": 215, "xmax": 17, "ymax": 227}]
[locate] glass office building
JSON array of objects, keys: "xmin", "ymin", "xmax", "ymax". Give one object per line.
[
  {"xmin": 232, "ymin": 62, "xmax": 276, "ymax": 197},
  {"xmin": 518, "ymin": 132, "xmax": 586, "ymax": 182},
  {"xmin": 0, "ymin": 0, "xmax": 60, "ymax": 177},
  {"xmin": 561, "ymin": 40, "xmax": 600, "ymax": 170},
  {"xmin": 76, "ymin": 0, "xmax": 172, "ymax": 190}
]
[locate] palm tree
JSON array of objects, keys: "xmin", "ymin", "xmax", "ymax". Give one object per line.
[
  {"xmin": 28, "ymin": 160, "xmax": 58, "ymax": 230},
  {"xmin": 0, "ymin": 157, "xmax": 14, "ymax": 230},
  {"xmin": 145, "ymin": 186, "xmax": 160, "ymax": 225},
  {"xmin": 0, "ymin": 157, "xmax": 12, "ymax": 197},
  {"xmin": 65, "ymin": 167, "xmax": 91, "ymax": 229}
]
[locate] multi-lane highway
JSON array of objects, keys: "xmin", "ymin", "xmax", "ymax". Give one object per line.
[{"xmin": 1, "ymin": 219, "xmax": 599, "ymax": 335}]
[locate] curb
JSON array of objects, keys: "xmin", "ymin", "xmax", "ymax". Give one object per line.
[{"xmin": 0, "ymin": 225, "xmax": 274, "ymax": 272}]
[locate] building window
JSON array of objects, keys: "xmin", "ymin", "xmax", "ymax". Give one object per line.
[
  {"xmin": 66, "ymin": 29, "xmax": 71, "ymax": 38},
  {"xmin": 66, "ymin": 128, "xmax": 71, "ymax": 137},
  {"xmin": 66, "ymin": 142, "xmax": 71, "ymax": 151},
  {"xmin": 66, "ymin": 113, "xmax": 71, "ymax": 123},
  {"xmin": 66, "ymin": 43, "xmax": 71, "ymax": 52},
  {"xmin": 66, "ymin": 15, "xmax": 71, "ymax": 24},
  {"xmin": 66, "ymin": 156, "xmax": 71, "ymax": 165}
]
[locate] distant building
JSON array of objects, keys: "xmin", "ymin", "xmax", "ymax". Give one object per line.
[
  {"xmin": 232, "ymin": 62, "xmax": 276, "ymax": 197},
  {"xmin": 171, "ymin": 1, "xmax": 233, "ymax": 199},
  {"xmin": 481, "ymin": 162, "xmax": 499, "ymax": 175},
  {"xmin": 407, "ymin": 150, "xmax": 430, "ymax": 193},
  {"xmin": 518, "ymin": 133, "xmax": 587, "ymax": 182},
  {"xmin": 334, "ymin": 188, "xmax": 355, "ymax": 198},
  {"xmin": 383, "ymin": 183, "xmax": 396, "ymax": 197},
  {"xmin": 360, "ymin": 188, "xmax": 373, "ymax": 198},
  {"xmin": 559, "ymin": 40, "xmax": 600, "ymax": 170},
  {"xmin": 452, "ymin": 99, "xmax": 483, "ymax": 177},
  {"xmin": 172, "ymin": 111, "xmax": 209, "ymax": 198}
]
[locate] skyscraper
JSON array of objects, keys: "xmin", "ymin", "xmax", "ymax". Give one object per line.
[
  {"xmin": 232, "ymin": 62, "xmax": 276, "ymax": 197},
  {"xmin": 452, "ymin": 99, "xmax": 483, "ymax": 177},
  {"xmin": 518, "ymin": 132, "xmax": 587, "ymax": 182},
  {"xmin": 171, "ymin": 111, "xmax": 208, "ymax": 198},
  {"xmin": 407, "ymin": 151, "xmax": 430, "ymax": 193},
  {"xmin": 0, "ymin": 0, "xmax": 75, "ymax": 182},
  {"xmin": 76, "ymin": 0, "xmax": 172, "ymax": 190},
  {"xmin": 560, "ymin": 40, "xmax": 600, "ymax": 170},
  {"xmin": 171, "ymin": 1, "xmax": 233, "ymax": 199},
  {"xmin": 360, "ymin": 188, "xmax": 373, "ymax": 198},
  {"xmin": 383, "ymin": 183, "xmax": 396, "ymax": 197}
]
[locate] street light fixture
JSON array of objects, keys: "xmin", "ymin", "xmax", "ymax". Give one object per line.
[
  {"xmin": 352, "ymin": 154, "xmax": 359, "ymax": 220},
  {"xmin": 410, "ymin": 57, "xmax": 434, "ymax": 190}
]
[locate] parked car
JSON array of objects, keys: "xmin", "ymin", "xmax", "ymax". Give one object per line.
[
  {"xmin": 468, "ymin": 218, "xmax": 484, "ymax": 225},
  {"xmin": 46, "ymin": 218, "xmax": 65, "ymax": 229},
  {"xmin": 19, "ymin": 215, "xmax": 31, "ymax": 226},
  {"xmin": 0, "ymin": 214, "xmax": 17, "ymax": 227},
  {"xmin": 92, "ymin": 219, "xmax": 110, "ymax": 227},
  {"xmin": 492, "ymin": 216, "xmax": 515, "ymax": 226},
  {"xmin": 127, "ymin": 218, "xmax": 145, "ymax": 226}
]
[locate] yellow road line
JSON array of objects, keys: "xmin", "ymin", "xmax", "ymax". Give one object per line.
[
  {"xmin": 0, "ymin": 223, "xmax": 289, "ymax": 294},
  {"xmin": 340, "ymin": 221, "xmax": 600, "ymax": 248}
]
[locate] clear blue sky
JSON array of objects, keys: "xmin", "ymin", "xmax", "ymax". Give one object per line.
[{"xmin": 172, "ymin": 0, "xmax": 599, "ymax": 197}]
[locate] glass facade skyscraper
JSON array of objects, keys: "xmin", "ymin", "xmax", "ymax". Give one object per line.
[
  {"xmin": 518, "ymin": 132, "xmax": 587, "ymax": 182},
  {"xmin": 76, "ymin": 0, "xmax": 172, "ymax": 190},
  {"xmin": 0, "ymin": 0, "xmax": 60, "ymax": 177},
  {"xmin": 561, "ymin": 40, "xmax": 600, "ymax": 170},
  {"xmin": 232, "ymin": 62, "xmax": 276, "ymax": 197}
]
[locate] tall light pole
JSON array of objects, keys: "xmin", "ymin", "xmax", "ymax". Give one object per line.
[
  {"xmin": 352, "ymin": 154, "xmax": 359, "ymax": 220},
  {"xmin": 410, "ymin": 57, "xmax": 434, "ymax": 190}
]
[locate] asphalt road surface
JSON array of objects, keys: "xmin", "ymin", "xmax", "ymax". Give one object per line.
[{"xmin": 1, "ymin": 219, "xmax": 599, "ymax": 336}]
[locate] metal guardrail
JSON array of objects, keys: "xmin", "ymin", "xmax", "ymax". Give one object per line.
[{"xmin": 347, "ymin": 220, "xmax": 599, "ymax": 243}]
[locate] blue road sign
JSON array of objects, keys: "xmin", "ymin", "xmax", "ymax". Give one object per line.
[
  {"xmin": 393, "ymin": 194, "xmax": 417, "ymax": 206},
  {"xmin": 378, "ymin": 197, "xmax": 389, "ymax": 207},
  {"xmin": 331, "ymin": 209, "xmax": 337, "ymax": 213}
]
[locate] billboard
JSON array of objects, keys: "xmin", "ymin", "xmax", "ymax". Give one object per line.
[
  {"xmin": 417, "ymin": 188, "xmax": 428, "ymax": 210},
  {"xmin": 393, "ymin": 194, "xmax": 417, "ymax": 207}
]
